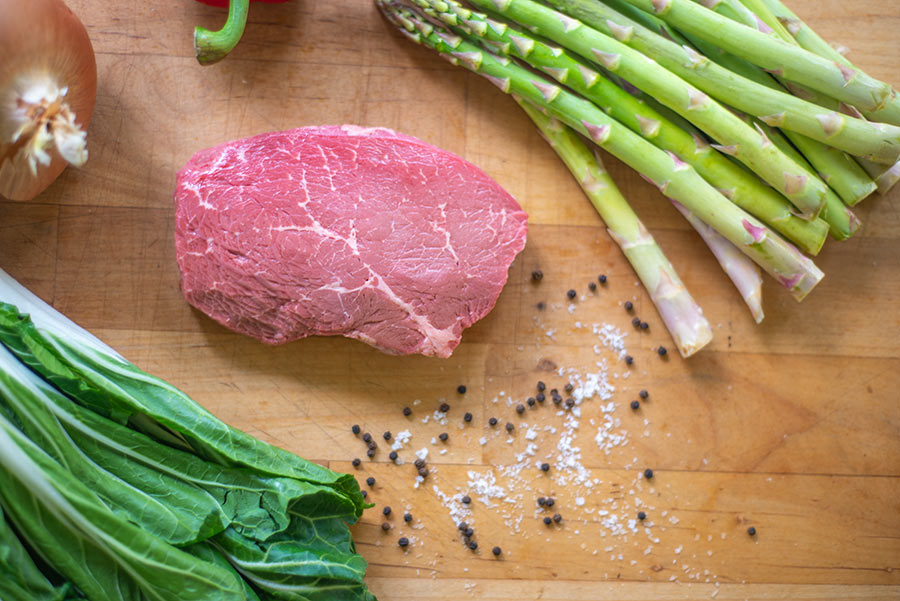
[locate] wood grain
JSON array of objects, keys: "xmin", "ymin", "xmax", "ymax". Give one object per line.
[{"xmin": 1, "ymin": 1, "xmax": 899, "ymax": 600}]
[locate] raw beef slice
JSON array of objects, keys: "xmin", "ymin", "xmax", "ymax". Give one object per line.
[{"xmin": 174, "ymin": 125, "xmax": 528, "ymax": 358}]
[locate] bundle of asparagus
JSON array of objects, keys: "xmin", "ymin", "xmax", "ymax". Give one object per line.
[{"xmin": 376, "ymin": 0, "xmax": 898, "ymax": 356}]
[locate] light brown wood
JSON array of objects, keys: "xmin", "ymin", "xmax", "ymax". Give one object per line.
[{"xmin": 1, "ymin": 1, "xmax": 898, "ymax": 599}]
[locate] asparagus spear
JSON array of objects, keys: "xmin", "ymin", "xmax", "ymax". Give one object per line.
[
  {"xmin": 617, "ymin": 0, "xmax": 900, "ymax": 125},
  {"xmin": 377, "ymin": 0, "xmax": 824, "ymax": 300},
  {"xmin": 539, "ymin": 0, "xmax": 900, "ymax": 166},
  {"xmin": 750, "ymin": 0, "xmax": 900, "ymax": 194},
  {"xmin": 671, "ymin": 200, "xmax": 764, "ymax": 323},
  {"xmin": 409, "ymin": 0, "xmax": 827, "ymax": 254},
  {"xmin": 517, "ymin": 99, "xmax": 713, "ymax": 355}
]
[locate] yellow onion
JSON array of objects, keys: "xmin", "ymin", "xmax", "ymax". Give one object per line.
[{"xmin": 0, "ymin": 0, "xmax": 97, "ymax": 201}]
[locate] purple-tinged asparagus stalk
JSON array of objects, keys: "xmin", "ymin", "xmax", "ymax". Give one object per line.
[
  {"xmin": 672, "ymin": 200, "xmax": 764, "ymax": 323},
  {"xmin": 518, "ymin": 98, "xmax": 713, "ymax": 356}
]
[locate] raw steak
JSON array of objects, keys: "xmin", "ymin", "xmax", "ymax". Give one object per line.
[{"xmin": 174, "ymin": 125, "xmax": 527, "ymax": 357}]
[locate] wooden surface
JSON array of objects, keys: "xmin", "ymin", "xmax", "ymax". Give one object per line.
[{"xmin": 2, "ymin": 1, "xmax": 899, "ymax": 599}]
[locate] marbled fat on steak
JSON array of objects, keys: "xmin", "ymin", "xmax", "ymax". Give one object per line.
[{"xmin": 174, "ymin": 125, "xmax": 528, "ymax": 357}]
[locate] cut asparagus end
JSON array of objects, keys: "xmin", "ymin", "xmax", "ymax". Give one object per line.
[{"xmin": 194, "ymin": 0, "xmax": 250, "ymax": 65}]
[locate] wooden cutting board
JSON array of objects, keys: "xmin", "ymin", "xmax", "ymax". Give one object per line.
[{"xmin": 2, "ymin": 1, "xmax": 898, "ymax": 599}]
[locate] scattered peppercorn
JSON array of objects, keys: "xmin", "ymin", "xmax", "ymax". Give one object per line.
[
  {"xmin": 389, "ymin": 451, "xmax": 398, "ymax": 461},
  {"xmin": 438, "ymin": 432, "xmax": 449, "ymax": 442},
  {"xmin": 589, "ymin": 281, "xmax": 597, "ymax": 291},
  {"xmin": 553, "ymin": 513, "xmax": 562, "ymax": 523},
  {"xmin": 414, "ymin": 458, "xmax": 426, "ymax": 469},
  {"xmin": 537, "ymin": 381, "xmax": 546, "ymax": 392},
  {"xmin": 545, "ymin": 498, "xmax": 555, "ymax": 507},
  {"xmin": 540, "ymin": 463, "xmax": 550, "ymax": 472},
  {"xmin": 598, "ymin": 274, "xmax": 607, "ymax": 284},
  {"xmin": 564, "ymin": 382, "xmax": 574, "ymax": 393},
  {"xmin": 625, "ymin": 355, "xmax": 634, "ymax": 365},
  {"xmin": 381, "ymin": 522, "xmax": 391, "ymax": 531},
  {"xmin": 367, "ymin": 448, "xmax": 376, "ymax": 458},
  {"xmin": 457, "ymin": 384, "xmax": 467, "ymax": 394},
  {"xmin": 630, "ymin": 400, "xmax": 640, "ymax": 410},
  {"xmin": 383, "ymin": 431, "xmax": 392, "ymax": 441},
  {"xmin": 489, "ymin": 417, "xmax": 498, "ymax": 426},
  {"xmin": 657, "ymin": 346, "xmax": 667, "ymax": 357},
  {"xmin": 641, "ymin": 321, "xmax": 649, "ymax": 330},
  {"xmin": 505, "ymin": 422, "xmax": 515, "ymax": 432},
  {"xmin": 352, "ymin": 458, "xmax": 361, "ymax": 468},
  {"xmin": 552, "ymin": 394, "xmax": 562, "ymax": 405},
  {"xmin": 536, "ymin": 301, "xmax": 546, "ymax": 311},
  {"xmin": 402, "ymin": 406, "xmax": 412, "ymax": 416},
  {"xmin": 462, "ymin": 495, "xmax": 471, "ymax": 504},
  {"xmin": 366, "ymin": 477, "xmax": 376, "ymax": 486},
  {"xmin": 352, "ymin": 424, "xmax": 361, "ymax": 435},
  {"xmin": 439, "ymin": 402, "xmax": 450, "ymax": 413},
  {"xmin": 543, "ymin": 516, "xmax": 552, "ymax": 525},
  {"xmin": 516, "ymin": 403, "xmax": 525, "ymax": 414},
  {"xmin": 566, "ymin": 289, "xmax": 577, "ymax": 300},
  {"xmin": 526, "ymin": 397, "xmax": 536, "ymax": 407},
  {"xmin": 532, "ymin": 269, "xmax": 543, "ymax": 281},
  {"xmin": 537, "ymin": 496, "xmax": 546, "ymax": 506},
  {"xmin": 368, "ymin": 441, "xmax": 377, "ymax": 450},
  {"xmin": 398, "ymin": 537, "xmax": 409, "ymax": 548},
  {"xmin": 565, "ymin": 398, "xmax": 575, "ymax": 409},
  {"xmin": 639, "ymin": 389, "xmax": 649, "ymax": 399},
  {"xmin": 362, "ymin": 432, "xmax": 372, "ymax": 443},
  {"xmin": 536, "ymin": 392, "xmax": 546, "ymax": 403},
  {"xmin": 464, "ymin": 527, "xmax": 474, "ymax": 538},
  {"xmin": 468, "ymin": 541, "xmax": 478, "ymax": 551},
  {"xmin": 624, "ymin": 301, "xmax": 633, "ymax": 311},
  {"xmin": 404, "ymin": 513, "xmax": 413, "ymax": 523},
  {"xmin": 361, "ymin": 490, "xmax": 367, "ymax": 499},
  {"xmin": 632, "ymin": 317, "xmax": 641, "ymax": 327},
  {"xmin": 492, "ymin": 546, "xmax": 502, "ymax": 556},
  {"xmin": 464, "ymin": 412, "xmax": 473, "ymax": 423},
  {"xmin": 748, "ymin": 526, "xmax": 757, "ymax": 536},
  {"xmin": 644, "ymin": 468, "xmax": 654, "ymax": 479},
  {"xmin": 637, "ymin": 511, "xmax": 647, "ymax": 521},
  {"xmin": 383, "ymin": 506, "xmax": 392, "ymax": 516},
  {"xmin": 458, "ymin": 522, "xmax": 468, "ymax": 531},
  {"xmin": 418, "ymin": 467, "xmax": 429, "ymax": 477}
]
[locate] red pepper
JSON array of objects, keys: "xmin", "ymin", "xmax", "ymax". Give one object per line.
[
  {"xmin": 195, "ymin": 0, "xmax": 287, "ymax": 6},
  {"xmin": 194, "ymin": 0, "xmax": 288, "ymax": 65}
]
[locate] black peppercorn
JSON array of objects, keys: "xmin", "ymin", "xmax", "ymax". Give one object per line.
[
  {"xmin": 537, "ymin": 381, "xmax": 546, "ymax": 392},
  {"xmin": 383, "ymin": 506, "xmax": 392, "ymax": 516},
  {"xmin": 625, "ymin": 355, "xmax": 634, "ymax": 365},
  {"xmin": 398, "ymin": 537, "xmax": 409, "ymax": 548},
  {"xmin": 505, "ymin": 422, "xmax": 515, "ymax": 432},
  {"xmin": 402, "ymin": 406, "xmax": 412, "ymax": 416},
  {"xmin": 532, "ymin": 269, "xmax": 543, "ymax": 281},
  {"xmin": 567, "ymin": 289, "xmax": 577, "ymax": 299},
  {"xmin": 589, "ymin": 281, "xmax": 597, "ymax": 291},
  {"xmin": 545, "ymin": 498, "xmax": 555, "ymax": 507},
  {"xmin": 457, "ymin": 384, "xmax": 467, "ymax": 394},
  {"xmin": 464, "ymin": 527, "xmax": 474, "ymax": 538},
  {"xmin": 352, "ymin": 458, "xmax": 361, "ymax": 468},
  {"xmin": 352, "ymin": 424, "xmax": 361, "ymax": 435},
  {"xmin": 657, "ymin": 346, "xmax": 667, "ymax": 356},
  {"xmin": 414, "ymin": 458, "xmax": 426, "ymax": 469},
  {"xmin": 367, "ymin": 448, "xmax": 376, "ymax": 458},
  {"xmin": 536, "ymin": 392, "xmax": 546, "ymax": 403},
  {"xmin": 368, "ymin": 441, "xmax": 377, "ymax": 450},
  {"xmin": 381, "ymin": 522, "xmax": 391, "ymax": 531},
  {"xmin": 438, "ymin": 432, "xmax": 449, "ymax": 442},
  {"xmin": 639, "ymin": 389, "xmax": 649, "ymax": 399},
  {"xmin": 366, "ymin": 477, "xmax": 375, "ymax": 486},
  {"xmin": 640, "ymin": 321, "xmax": 649, "ymax": 330},
  {"xmin": 489, "ymin": 417, "xmax": 498, "ymax": 426},
  {"xmin": 565, "ymin": 397, "xmax": 575, "ymax": 409},
  {"xmin": 748, "ymin": 526, "xmax": 757, "ymax": 536},
  {"xmin": 516, "ymin": 403, "xmax": 525, "ymax": 414},
  {"xmin": 598, "ymin": 274, "xmax": 607, "ymax": 284},
  {"xmin": 552, "ymin": 394, "xmax": 562, "ymax": 405},
  {"xmin": 536, "ymin": 301, "xmax": 546, "ymax": 311},
  {"xmin": 543, "ymin": 516, "xmax": 552, "ymax": 525},
  {"xmin": 468, "ymin": 541, "xmax": 478, "ymax": 551},
  {"xmin": 553, "ymin": 513, "xmax": 562, "ymax": 523},
  {"xmin": 439, "ymin": 402, "xmax": 450, "ymax": 413},
  {"xmin": 383, "ymin": 431, "xmax": 392, "ymax": 441},
  {"xmin": 404, "ymin": 513, "xmax": 413, "ymax": 522},
  {"xmin": 540, "ymin": 463, "xmax": 550, "ymax": 472},
  {"xmin": 527, "ymin": 397, "xmax": 536, "ymax": 407},
  {"xmin": 564, "ymin": 382, "xmax": 574, "ymax": 393},
  {"xmin": 362, "ymin": 433, "xmax": 372, "ymax": 443},
  {"xmin": 464, "ymin": 412, "xmax": 473, "ymax": 423},
  {"xmin": 537, "ymin": 496, "xmax": 546, "ymax": 506},
  {"xmin": 458, "ymin": 522, "xmax": 468, "ymax": 531},
  {"xmin": 389, "ymin": 451, "xmax": 398, "ymax": 461},
  {"xmin": 361, "ymin": 490, "xmax": 367, "ymax": 499},
  {"xmin": 630, "ymin": 400, "xmax": 640, "ymax": 410},
  {"xmin": 462, "ymin": 495, "xmax": 471, "ymax": 504},
  {"xmin": 624, "ymin": 301, "xmax": 633, "ymax": 311},
  {"xmin": 632, "ymin": 317, "xmax": 641, "ymax": 327},
  {"xmin": 418, "ymin": 467, "xmax": 429, "ymax": 477},
  {"xmin": 492, "ymin": 546, "xmax": 502, "ymax": 556},
  {"xmin": 637, "ymin": 511, "xmax": 647, "ymax": 521},
  {"xmin": 644, "ymin": 468, "xmax": 653, "ymax": 480}
]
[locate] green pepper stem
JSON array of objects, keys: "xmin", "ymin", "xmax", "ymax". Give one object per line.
[{"xmin": 193, "ymin": 0, "xmax": 250, "ymax": 65}]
